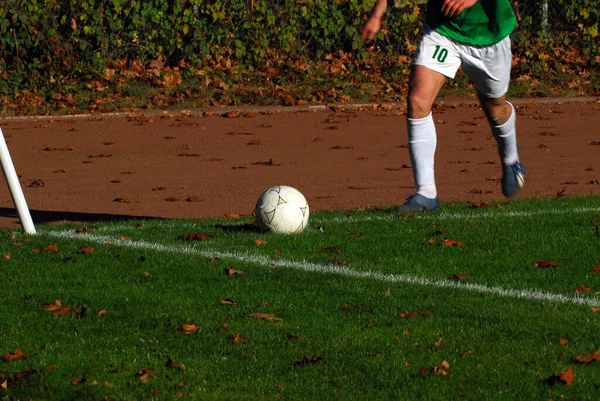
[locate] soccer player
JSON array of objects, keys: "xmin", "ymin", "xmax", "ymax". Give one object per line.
[{"xmin": 362, "ymin": 0, "xmax": 526, "ymax": 211}]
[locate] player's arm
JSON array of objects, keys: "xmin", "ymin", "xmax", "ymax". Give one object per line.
[
  {"xmin": 361, "ymin": 0, "xmax": 388, "ymax": 43},
  {"xmin": 441, "ymin": 0, "xmax": 479, "ymax": 17}
]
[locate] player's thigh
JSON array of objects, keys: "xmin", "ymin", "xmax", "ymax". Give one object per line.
[
  {"xmin": 407, "ymin": 66, "xmax": 446, "ymax": 118},
  {"xmin": 461, "ymin": 36, "xmax": 512, "ymax": 99}
]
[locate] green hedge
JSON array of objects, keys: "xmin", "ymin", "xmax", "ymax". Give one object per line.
[{"xmin": 0, "ymin": 0, "xmax": 597, "ymax": 106}]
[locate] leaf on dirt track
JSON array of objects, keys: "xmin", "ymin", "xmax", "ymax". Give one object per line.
[
  {"xmin": 113, "ymin": 197, "xmax": 134, "ymax": 203},
  {"xmin": 224, "ymin": 212, "xmax": 240, "ymax": 218},
  {"xmin": 572, "ymin": 350, "xmax": 600, "ymax": 364},
  {"xmin": 470, "ymin": 188, "xmax": 493, "ymax": 194},
  {"xmin": 440, "ymin": 239, "xmax": 464, "ymax": 248},
  {"xmin": 3, "ymin": 348, "xmax": 29, "ymax": 362},
  {"xmin": 545, "ymin": 366, "xmax": 575, "ymax": 387},
  {"xmin": 179, "ymin": 323, "xmax": 200, "ymax": 334},
  {"xmin": 224, "ymin": 267, "xmax": 244, "ymax": 276},
  {"xmin": 556, "ymin": 187, "xmax": 567, "ymax": 199},
  {"xmin": 533, "ymin": 260, "xmax": 560, "ymax": 268},
  {"xmin": 247, "ymin": 312, "xmax": 281, "ymax": 322},
  {"xmin": 294, "ymin": 355, "xmax": 324, "ymax": 367},
  {"xmin": 247, "ymin": 139, "xmax": 262, "ymax": 145},
  {"xmin": 28, "ymin": 179, "xmax": 45, "ymax": 187},
  {"xmin": 252, "ymin": 159, "xmax": 281, "ymax": 166},
  {"xmin": 182, "ymin": 233, "xmax": 213, "ymax": 241}
]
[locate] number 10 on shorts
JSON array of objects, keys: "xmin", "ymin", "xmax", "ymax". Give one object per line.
[{"xmin": 432, "ymin": 45, "xmax": 448, "ymax": 63}]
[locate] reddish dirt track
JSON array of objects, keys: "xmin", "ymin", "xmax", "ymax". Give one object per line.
[{"xmin": 0, "ymin": 99, "xmax": 599, "ymax": 228}]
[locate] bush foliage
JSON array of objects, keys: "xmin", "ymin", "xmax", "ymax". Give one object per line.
[{"xmin": 0, "ymin": 0, "xmax": 597, "ymax": 114}]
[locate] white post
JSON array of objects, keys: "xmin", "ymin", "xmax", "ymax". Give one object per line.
[
  {"xmin": 0, "ymin": 127, "xmax": 36, "ymax": 234},
  {"xmin": 541, "ymin": 0, "xmax": 549, "ymax": 32}
]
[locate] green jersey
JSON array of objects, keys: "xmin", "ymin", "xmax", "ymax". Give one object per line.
[{"xmin": 425, "ymin": 0, "xmax": 517, "ymax": 46}]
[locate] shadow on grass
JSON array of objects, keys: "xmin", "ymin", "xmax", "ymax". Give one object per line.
[{"xmin": 0, "ymin": 207, "xmax": 164, "ymax": 226}]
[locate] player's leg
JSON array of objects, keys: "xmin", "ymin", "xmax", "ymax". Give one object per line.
[
  {"xmin": 461, "ymin": 36, "xmax": 526, "ymax": 198},
  {"xmin": 398, "ymin": 26, "xmax": 460, "ymax": 212}
]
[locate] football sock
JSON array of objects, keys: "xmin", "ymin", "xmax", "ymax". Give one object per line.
[
  {"xmin": 407, "ymin": 112, "xmax": 437, "ymax": 199},
  {"xmin": 491, "ymin": 101, "xmax": 519, "ymax": 165}
]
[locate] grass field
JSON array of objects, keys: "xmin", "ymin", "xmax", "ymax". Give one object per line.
[{"xmin": 1, "ymin": 196, "xmax": 600, "ymax": 400}]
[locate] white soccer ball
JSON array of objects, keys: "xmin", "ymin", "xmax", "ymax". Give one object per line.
[{"xmin": 254, "ymin": 185, "xmax": 309, "ymax": 234}]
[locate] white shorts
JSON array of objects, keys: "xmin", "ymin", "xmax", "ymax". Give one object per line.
[{"xmin": 412, "ymin": 25, "xmax": 512, "ymax": 98}]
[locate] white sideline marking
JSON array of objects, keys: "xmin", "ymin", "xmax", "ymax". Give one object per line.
[{"xmin": 46, "ymin": 230, "xmax": 600, "ymax": 308}]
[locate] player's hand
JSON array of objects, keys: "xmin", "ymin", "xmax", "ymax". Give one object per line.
[
  {"xmin": 361, "ymin": 16, "xmax": 381, "ymax": 43},
  {"xmin": 441, "ymin": 0, "xmax": 478, "ymax": 17}
]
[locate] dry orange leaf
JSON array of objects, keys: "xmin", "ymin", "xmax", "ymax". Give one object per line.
[
  {"xmin": 224, "ymin": 212, "xmax": 240, "ymax": 219},
  {"xmin": 42, "ymin": 244, "xmax": 58, "ymax": 252},
  {"xmin": 77, "ymin": 246, "xmax": 95, "ymax": 254},
  {"xmin": 440, "ymin": 239, "xmax": 464, "ymax": 248},
  {"xmin": 224, "ymin": 267, "xmax": 244, "ymax": 276},
  {"xmin": 450, "ymin": 273, "xmax": 470, "ymax": 281},
  {"xmin": 559, "ymin": 338, "xmax": 569, "ymax": 345},
  {"xmin": 572, "ymin": 350, "xmax": 600, "ymax": 364},
  {"xmin": 575, "ymin": 285, "xmax": 591, "ymax": 293},
  {"xmin": 220, "ymin": 298, "xmax": 239, "ymax": 306},
  {"xmin": 180, "ymin": 323, "xmax": 200, "ymax": 334},
  {"xmin": 247, "ymin": 312, "xmax": 281, "ymax": 322},
  {"xmin": 434, "ymin": 360, "xmax": 451, "ymax": 376},
  {"xmin": 135, "ymin": 368, "xmax": 155, "ymax": 383},
  {"xmin": 589, "ymin": 265, "xmax": 600, "ymax": 273},
  {"xmin": 294, "ymin": 355, "xmax": 324, "ymax": 367},
  {"xmin": 97, "ymin": 309, "xmax": 109, "ymax": 316},
  {"xmin": 3, "ymin": 348, "xmax": 29, "ymax": 362},
  {"xmin": 231, "ymin": 332, "xmax": 249, "ymax": 344},
  {"xmin": 254, "ymin": 238, "xmax": 267, "ymax": 246},
  {"xmin": 44, "ymin": 300, "xmax": 76, "ymax": 316},
  {"xmin": 533, "ymin": 260, "xmax": 560, "ymax": 268},
  {"xmin": 165, "ymin": 357, "xmax": 186, "ymax": 370},
  {"xmin": 182, "ymin": 233, "xmax": 213, "ymax": 241}
]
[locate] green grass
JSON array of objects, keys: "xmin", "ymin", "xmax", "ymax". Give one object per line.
[{"xmin": 1, "ymin": 197, "xmax": 600, "ymax": 400}]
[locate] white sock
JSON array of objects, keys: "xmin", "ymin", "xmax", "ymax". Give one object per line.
[
  {"xmin": 491, "ymin": 101, "xmax": 519, "ymax": 165},
  {"xmin": 407, "ymin": 113, "xmax": 437, "ymax": 199}
]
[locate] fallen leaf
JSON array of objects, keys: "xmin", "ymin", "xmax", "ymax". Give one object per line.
[
  {"xmin": 180, "ymin": 323, "xmax": 200, "ymax": 334},
  {"xmin": 98, "ymin": 309, "xmax": 108, "ymax": 316},
  {"xmin": 165, "ymin": 357, "xmax": 186, "ymax": 370},
  {"xmin": 450, "ymin": 273, "xmax": 470, "ymax": 281},
  {"xmin": 575, "ymin": 285, "xmax": 591, "ymax": 293},
  {"xmin": 186, "ymin": 196, "xmax": 203, "ymax": 202},
  {"xmin": 224, "ymin": 267, "xmax": 244, "ymax": 276},
  {"xmin": 294, "ymin": 355, "xmax": 324, "ymax": 367},
  {"xmin": 113, "ymin": 197, "xmax": 133, "ymax": 203},
  {"xmin": 43, "ymin": 244, "xmax": 58, "ymax": 252},
  {"xmin": 182, "ymin": 233, "xmax": 213, "ymax": 241},
  {"xmin": 559, "ymin": 338, "xmax": 569, "ymax": 345},
  {"xmin": 247, "ymin": 312, "xmax": 281, "ymax": 322},
  {"xmin": 71, "ymin": 376, "xmax": 87, "ymax": 385},
  {"xmin": 470, "ymin": 188, "xmax": 493, "ymax": 194},
  {"xmin": 313, "ymin": 245, "xmax": 341, "ymax": 253},
  {"xmin": 28, "ymin": 179, "xmax": 45, "ymax": 187},
  {"xmin": 573, "ymin": 350, "xmax": 600, "ymax": 364},
  {"xmin": 434, "ymin": 360, "xmax": 451, "ymax": 376},
  {"xmin": 556, "ymin": 187, "xmax": 567, "ymax": 199},
  {"xmin": 77, "ymin": 246, "xmax": 95, "ymax": 254},
  {"xmin": 135, "ymin": 368, "xmax": 155, "ymax": 383},
  {"xmin": 247, "ymin": 139, "xmax": 262, "ymax": 145},
  {"xmin": 231, "ymin": 332, "xmax": 249, "ymax": 344},
  {"xmin": 44, "ymin": 300, "xmax": 76, "ymax": 316},
  {"xmin": 220, "ymin": 299, "xmax": 239, "ymax": 306},
  {"xmin": 3, "ymin": 348, "xmax": 28, "ymax": 362},
  {"xmin": 545, "ymin": 366, "xmax": 575, "ymax": 387},
  {"xmin": 533, "ymin": 260, "xmax": 560, "ymax": 268},
  {"xmin": 224, "ymin": 212, "xmax": 240, "ymax": 218},
  {"xmin": 589, "ymin": 265, "xmax": 600, "ymax": 273},
  {"xmin": 254, "ymin": 238, "xmax": 267, "ymax": 246},
  {"xmin": 440, "ymin": 239, "xmax": 464, "ymax": 248}
]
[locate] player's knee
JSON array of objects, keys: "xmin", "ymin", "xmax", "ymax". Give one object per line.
[{"xmin": 407, "ymin": 93, "xmax": 433, "ymax": 119}]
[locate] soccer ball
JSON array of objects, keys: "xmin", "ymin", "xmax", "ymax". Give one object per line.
[{"xmin": 254, "ymin": 185, "xmax": 309, "ymax": 234}]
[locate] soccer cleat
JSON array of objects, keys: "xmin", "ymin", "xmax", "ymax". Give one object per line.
[
  {"xmin": 501, "ymin": 161, "xmax": 527, "ymax": 198},
  {"xmin": 396, "ymin": 193, "xmax": 440, "ymax": 212}
]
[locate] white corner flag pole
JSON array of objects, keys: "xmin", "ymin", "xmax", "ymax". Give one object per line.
[{"xmin": 0, "ymin": 127, "xmax": 36, "ymax": 234}]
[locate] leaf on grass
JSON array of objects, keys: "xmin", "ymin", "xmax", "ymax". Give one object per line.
[
  {"xmin": 313, "ymin": 245, "xmax": 341, "ymax": 253},
  {"xmin": 231, "ymin": 332, "xmax": 249, "ymax": 344},
  {"xmin": 450, "ymin": 274, "xmax": 470, "ymax": 281},
  {"xmin": 287, "ymin": 333, "xmax": 304, "ymax": 342},
  {"xmin": 572, "ymin": 350, "xmax": 600, "ymax": 364},
  {"xmin": 3, "ymin": 348, "xmax": 28, "ymax": 362},
  {"xmin": 545, "ymin": 366, "xmax": 575, "ymax": 387},
  {"xmin": 559, "ymin": 338, "xmax": 569, "ymax": 345},
  {"xmin": 434, "ymin": 360, "xmax": 451, "ymax": 376},
  {"xmin": 224, "ymin": 267, "xmax": 244, "ymax": 276},
  {"xmin": 533, "ymin": 260, "xmax": 560, "ymax": 268},
  {"xmin": 589, "ymin": 265, "xmax": 600, "ymax": 273},
  {"xmin": 182, "ymin": 233, "xmax": 213, "ymax": 241},
  {"xmin": 77, "ymin": 246, "xmax": 95, "ymax": 254},
  {"xmin": 575, "ymin": 285, "xmax": 591, "ymax": 293},
  {"xmin": 135, "ymin": 368, "xmax": 155, "ymax": 383},
  {"xmin": 224, "ymin": 212, "xmax": 240, "ymax": 219},
  {"xmin": 165, "ymin": 357, "xmax": 186, "ymax": 370},
  {"xmin": 97, "ymin": 309, "xmax": 108, "ymax": 316},
  {"xmin": 247, "ymin": 312, "xmax": 281, "ymax": 322},
  {"xmin": 43, "ymin": 244, "xmax": 58, "ymax": 252},
  {"xmin": 331, "ymin": 257, "xmax": 347, "ymax": 265},
  {"xmin": 294, "ymin": 355, "xmax": 324, "ymax": 367},
  {"xmin": 220, "ymin": 298, "xmax": 239, "ymax": 306},
  {"xmin": 254, "ymin": 238, "xmax": 267, "ymax": 246},
  {"xmin": 71, "ymin": 376, "xmax": 87, "ymax": 385},
  {"xmin": 440, "ymin": 239, "xmax": 464, "ymax": 248},
  {"xmin": 179, "ymin": 323, "xmax": 200, "ymax": 334},
  {"xmin": 44, "ymin": 300, "xmax": 76, "ymax": 316}
]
